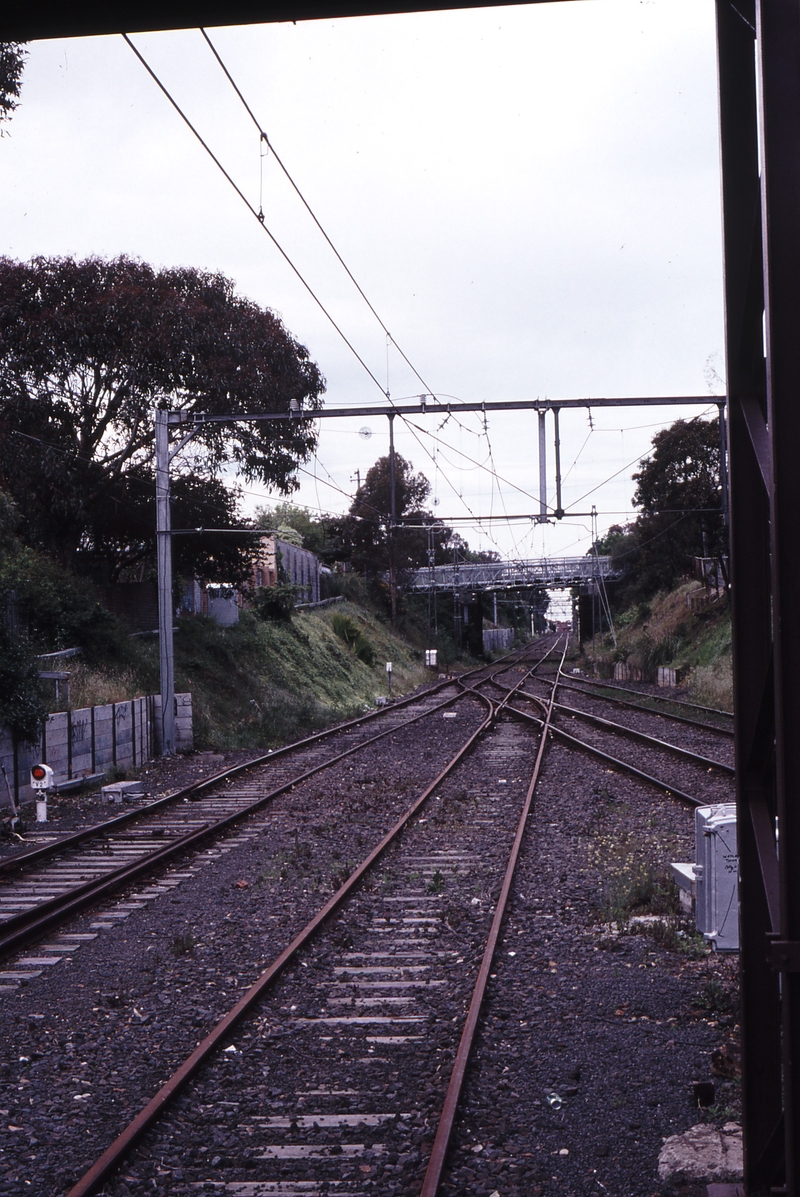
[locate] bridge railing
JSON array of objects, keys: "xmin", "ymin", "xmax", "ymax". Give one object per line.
[{"xmin": 408, "ymin": 556, "xmax": 618, "ymax": 591}]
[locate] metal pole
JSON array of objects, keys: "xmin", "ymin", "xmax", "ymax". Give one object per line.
[
  {"xmin": 718, "ymin": 401, "xmax": 729, "ymax": 532},
  {"xmin": 155, "ymin": 407, "xmax": 176, "ymax": 757},
  {"xmin": 553, "ymin": 407, "xmax": 564, "ymax": 519},
  {"xmin": 388, "ymin": 413, "xmax": 396, "ymax": 525},
  {"xmin": 716, "ymin": 0, "xmax": 783, "ymax": 1188},
  {"xmin": 538, "ymin": 409, "xmax": 547, "ymax": 522},
  {"xmin": 388, "ymin": 413, "xmax": 397, "ymax": 626},
  {"xmin": 758, "ymin": 2, "xmax": 800, "ymax": 1184}
]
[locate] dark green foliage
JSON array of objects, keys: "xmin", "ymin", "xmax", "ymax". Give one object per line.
[
  {"xmin": 0, "ymin": 256, "xmax": 324, "ymax": 578},
  {"xmin": 346, "ymin": 453, "xmax": 437, "ymax": 580},
  {"xmin": 0, "ymin": 547, "xmax": 130, "ymax": 664},
  {"xmin": 0, "ymin": 624, "xmax": 46, "ymax": 742},
  {"xmin": 594, "ymin": 417, "xmax": 725, "ymax": 606},
  {"xmin": 331, "ymin": 612, "xmax": 376, "ymax": 665},
  {"xmin": 84, "ymin": 467, "xmax": 260, "ymax": 585},
  {"xmin": 604, "ymin": 863, "xmax": 681, "ymax": 924},
  {"xmin": 253, "ymin": 501, "xmax": 351, "ymax": 566},
  {"xmin": 0, "ymin": 44, "xmax": 25, "ymax": 125},
  {"xmin": 174, "ymin": 613, "xmax": 331, "ymax": 749},
  {"xmin": 251, "ymin": 583, "xmax": 297, "ymax": 623}
]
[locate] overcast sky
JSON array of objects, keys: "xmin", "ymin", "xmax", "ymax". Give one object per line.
[{"xmin": 2, "ymin": 0, "xmax": 724, "ymax": 581}]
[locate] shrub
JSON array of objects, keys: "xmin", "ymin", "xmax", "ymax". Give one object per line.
[
  {"xmin": 251, "ymin": 584, "xmax": 297, "ymax": 623},
  {"xmin": 0, "ymin": 548, "xmax": 131, "ymax": 666},
  {"xmin": 0, "ymin": 626, "xmax": 47, "ymax": 742},
  {"xmin": 331, "ymin": 612, "xmax": 376, "ymax": 665}
]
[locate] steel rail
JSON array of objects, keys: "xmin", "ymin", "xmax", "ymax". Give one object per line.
[
  {"xmin": 551, "ymin": 699, "xmax": 734, "ymax": 774},
  {"xmin": 552, "ymin": 678, "xmax": 735, "ymax": 739},
  {"xmin": 507, "ymin": 702, "xmax": 703, "ymax": 808},
  {"xmin": 556, "ymin": 673, "xmax": 733, "ymax": 720},
  {"xmin": 419, "ymin": 638, "xmax": 568, "ymax": 1196},
  {"xmin": 0, "ymin": 649, "xmax": 528, "ymax": 880},
  {"xmin": 66, "ymin": 654, "xmax": 551, "ymax": 1197},
  {"xmin": 0, "ymin": 678, "xmax": 505, "ymax": 958},
  {"xmin": 500, "ymin": 681, "xmax": 735, "ymax": 775}
]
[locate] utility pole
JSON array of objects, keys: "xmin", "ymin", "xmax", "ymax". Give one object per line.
[
  {"xmin": 538, "ymin": 409, "xmax": 547, "ymax": 522},
  {"xmin": 553, "ymin": 406, "xmax": 564, "ymax": 519},
  {"xmin": 350, "ymin": 469, "xmax": 361, "ymax": 491},
  {"xmin": 388, "ymin": 413, "xmax": 397, "ymax": 626},
  {"xmin": 155, "ymin": 407, "xmax": 175, "ymax": 756}
]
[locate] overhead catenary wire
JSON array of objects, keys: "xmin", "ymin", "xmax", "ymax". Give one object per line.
[
  {"xmin": 122, "ymin": 33, "xmax": 389, "ymax": 400},
  {"xmin": 119, "ymin": 35, "xmax": 723, "ymax": 563},
  {"xmin": 199, "ymin": 27, "xmax": 442, "ymax": 407},
  {"xmin": 124, "ymin": 34, "xmax": 487, "ymax": 533},
  {"xmin": 201, "ymin": 30, "xmax": 489, "ymax": 451}
]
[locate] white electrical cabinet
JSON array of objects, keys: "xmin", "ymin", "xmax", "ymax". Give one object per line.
[
  {"xmin": 670, "ymin": 802, "xmax": 739, "ymax": 951},
  {"xmin": 694, "ymin": 803, "xmax": 739, "ymax": 951}
]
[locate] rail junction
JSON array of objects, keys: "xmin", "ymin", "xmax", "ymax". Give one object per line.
[{"xmin": 0, "ymin": 641, "xmax": 738, "ymax": 1196}]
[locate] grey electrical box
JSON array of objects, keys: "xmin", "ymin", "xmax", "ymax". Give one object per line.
[
  {"xmin": 670, "ymin": 802, "xmax": 739, "ymax": 951},
  {"xmin": 695, "ymin": 803, "xmax": 739, "ymax": 951}
]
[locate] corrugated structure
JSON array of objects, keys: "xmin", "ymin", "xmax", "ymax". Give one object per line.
[
  {"xmin": 0, "ymin": 693, "xmax": 193, "ymax": 811},
  {"xmin": 251, "ymin": 536, "xmax": 321, "ymax": 604},
  {"xmin": 482, "ymin": 627, "xmax": 515, "ymax": 653}
]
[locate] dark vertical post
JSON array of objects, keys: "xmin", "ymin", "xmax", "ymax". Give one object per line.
[
  {"xmin": 758, "ymin": 2, "xmax": 800, "ymax": 1185},
  {"xmin": 538, "ymin": 408, "xmax": 547, "ymax": 521},
  {"xmin": 12, "ymin": 734, "xmax": 18, "ymax": 810},
  {"xmin": 156, "ymin": 406, "xmax": 176, "ymax": 755},
  {"xmin": 111, "ymin": 702, "xmax": 117, "ymax": 769},
  {"xmin": 716, "ymin": 0, "xmax": 788, "ymax": 1186},
  {"xmin": 553, "ymin": 407, "xmax": 563, "ymax": 519},
  {"xmin": 388, "ymin": 413, "xmax": 396, "ymax": 525},
  {"xmin": 388, "ymin": 413, "xmax": 397, "ymax": 626},
  {"xmin": 67, "ymin": 708, "xmax": 72, "ymax": 780},
  {"xmin": 718, "ymin": 402, "xmax": 729, "ymax": 531}
]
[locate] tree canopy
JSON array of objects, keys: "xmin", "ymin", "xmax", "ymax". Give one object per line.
[
  {"xmin": 0, "ymin": 256, "xmax": 325, "ymax": 579},
  {"xmin": 593, "ymin": 416, "xmax": 725, "ymax": 605},
  {"xmin": 253, "ymin": 501, "xmax": 350, "ymax": 564},
  {"xmin": 0, "ymin": 44, "xmax": 25, "ymax": 127},
  {"xmin": 346, "ymin": 453, "xmax": 452, "ymax": 578}
]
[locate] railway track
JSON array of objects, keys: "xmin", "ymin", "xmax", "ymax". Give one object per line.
[
  {"xmin": 0, "ymin": 638, "xmax": 738, "ymax": 1197},
  {"xmin": 60, "ymin": 643, "xmax": 564, "ymax": 1197},
  {"xmin": 486, "ymin": 662, "xmax": 735, "ymax": 810},
  {"xmin": 0, "ymin": 646, "xmax": 556, "ymax": 966}
]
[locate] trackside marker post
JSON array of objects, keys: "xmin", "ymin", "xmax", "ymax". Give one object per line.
[{"xmin": 30, "ymin": 763, "xmax": 54, "ymax": 823}]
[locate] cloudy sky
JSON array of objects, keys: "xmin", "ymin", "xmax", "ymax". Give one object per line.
[{"xmin": 2, "ymin": 0, "xmax": 724, "ymax": 574}]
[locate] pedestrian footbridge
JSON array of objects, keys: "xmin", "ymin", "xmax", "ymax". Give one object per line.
[{"xmin": 408, "ymin": 556, "xmax": 618, "ymax": 592}]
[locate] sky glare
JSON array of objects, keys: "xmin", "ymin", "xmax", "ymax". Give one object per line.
[{"xmin": 1, "ymin": 0, "xmax": 725, "ymax": 564}]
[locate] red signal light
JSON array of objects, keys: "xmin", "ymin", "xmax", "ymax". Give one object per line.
[{"xmin": 31, "ymin": 764, "xmax": 47, "ymax": 781}]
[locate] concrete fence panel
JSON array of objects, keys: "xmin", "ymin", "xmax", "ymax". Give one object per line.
[{"xmin": 0, "ymin": 693, "xmax": 192, "ymax": 811}]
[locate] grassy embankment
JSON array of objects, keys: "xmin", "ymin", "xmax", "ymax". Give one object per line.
[
  {"xmin": 62, "ymin": 602, "xmax": 432, "ymax": 751},
  {"xmin": 580, "ymin": 582, "xmax": 732, "ymax": 710}
]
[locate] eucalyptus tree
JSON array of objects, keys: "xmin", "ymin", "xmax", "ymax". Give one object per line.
[{"xmin": 0, "ymin": 256, "xmax": 325, "ymax": 579}]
